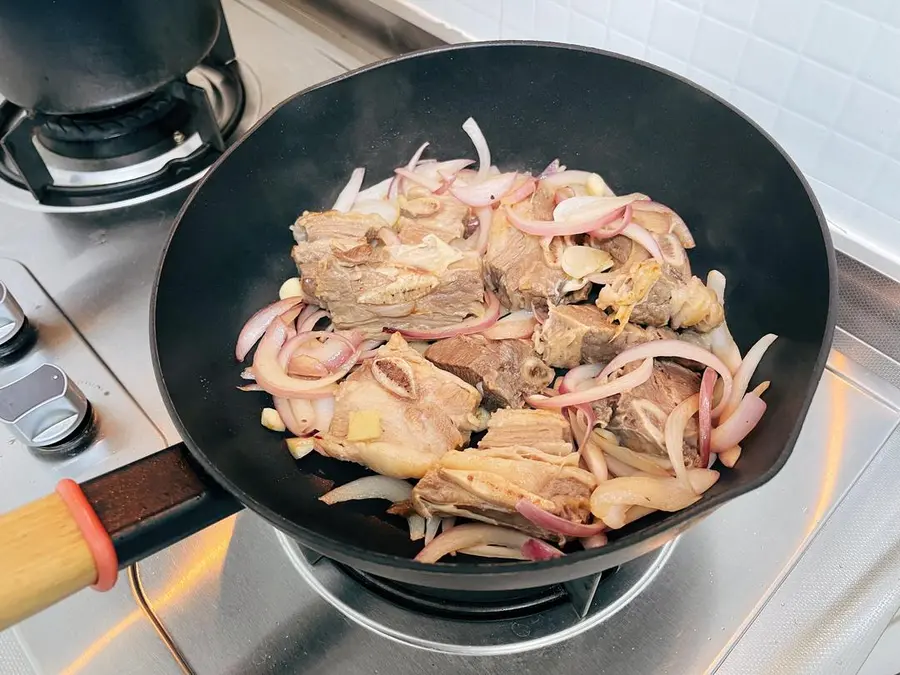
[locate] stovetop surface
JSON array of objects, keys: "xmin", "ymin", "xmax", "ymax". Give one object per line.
[{"xmin": 3, "ymin": 1, "xmax": 900, "ymax": 674}]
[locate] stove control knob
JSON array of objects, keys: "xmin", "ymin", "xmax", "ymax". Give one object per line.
[
  {"xmin": 0, "ymin": 364, "xmax": 93, "ymax": 454},
  {"xmin": 0, "ymin": 281, "xmax": 35, "ymax": 362}
]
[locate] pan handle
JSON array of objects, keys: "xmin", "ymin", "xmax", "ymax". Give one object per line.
[{"xmin": 0, "ymin": 443, "xmax": 241, "ymax": 630}]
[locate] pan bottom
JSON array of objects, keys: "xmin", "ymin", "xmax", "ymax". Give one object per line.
[{"xmin": 279, "ymin": 531, "xmax": 676, "ymax": 655}]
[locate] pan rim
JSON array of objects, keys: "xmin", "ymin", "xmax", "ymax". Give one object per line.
[{"xmin": 150, "ymin": 39, "xmax": 837, "ymax": 583}]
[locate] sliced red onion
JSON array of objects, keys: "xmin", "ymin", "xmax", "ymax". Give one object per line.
[
  {"xmin": 698, "ymin": 368, "xmax": 716, "ymax": 468},
  {"xmin": 500, "ymin": 175, "xmax": 537, "ymax": 205},
  {"xmin": 540, "ymin": 170, "xmax": 595, "ymax": 190},
  {"xmin": 526, "ymin": 357, "xmax": 654, "ymax": 408},
  {"xmin": 332, "ymin": 167, "xmax": 365, "ymax": 212},
  {"xmin": 631, "ymin": 200, "xmax": 695, "ymax": 248},
  {"xmin": 237, "ymin": 383, "xmax": 264, "ymax": 392},
  {"xmin": 389, "ymin": 291, "xmax": 501, "ymax": 340},
  {"xmin": 320, "ymin": 475, "xmax": 412, "ymax": 505},
  {"xmin": 311, "ymin": 395, "xmax": 335, "ymax": 432},
  {"xmin": 394, "ymin": 167, "xmax": 441, "ymax": 192},
  {"xmin": 591, "ymin": 203, "xmax": 633, "ymax": 240},
  {"xmin": 415, "ymin": 523, "xmax": 532, "ymax": 563},
  {"xmin": 297, "ymin": 309, "xmax": 329, "ymax": 334},
  {"xmin": 424, "ymin": 516, "xmax": 441, "ymax": 546},
  {"xmin": 295, "ymin": 304, "xmax": 320, "ymax": 330},
  {"xmin": 235, "ymin": 297, "xmax": 305, "ymax": 361},
  {"xmin": 664, "ymin": 393, "xmax": 699, "ymax": 492},
  {"xmin": 481, "ymin": 310, "xmax": 536, "ymax": 340},
  {"xmin": 561, "ymin": 364, "xmax": 604, "ymax": 394},
  {"xmin": 711, "ymin": 393, "xmax": 766, "ymax": 452},
  {"xmin": 252, "ymin": 322, "xmax": 355, "ymax": 398},
  {"xmin": 597, "ymin": 340, "xmax": 733, "ymax": 418},
  {"xmin": 572, "ymin": 414, "xmax": 608, "ymax": 482},
  {"xmin": 405, "ymin": 141, "xmax": 429, "ymax": 171},
  {"xmin": 581, "ymin": 533, "xmax": 608, "ymax": 549},
  {"xmin": 450, "ymin": 172, "xmax": 518, "ymax": 207},
  {"xmin": 462, "ymin": 117, "xmax": 491, "ymax": 180},
  {"xmin": 515, "ymin": 499, "xmax": 606, "ymax": 538},
  {"xmin": 720, "ymin": 334, "xmax": 778, "ymax": 422},
  {"xmin": 358, "ymin": 338, "xmax": 387, "ymax": 360},
  {"xmin": 505, "ymin": 204, "xmax": 626, "ymax": 237},
  {"xmin": 719, "ymin": 446, "xmax": 742, "ymax": 468},
  {"xmin": 416, "ymin": 159, "xmax": 474, "ymax": 186},
  {"xmin": 278, "ymin": 330, "xmax": 354, "ymax": 370},
  {"xmin": 552, "ymin": 194, "xmax": 644, "ymax": 224},
  {"xmin": 521, "ymin": 538, "xmax": 565, "ymax": 561},
  {"xmin": 387, "ymin": 174, "xmax": 399, "ymax": 200},
  {"xmin": 622, "ymin": 222, "xmax": 664, "ymax": 263},
  {"xmin": 473, "ymin": 205, "xmax": 493, "ymax": 255},
  {"xmin": 538, "ymin": 158, "xmax": 564, "ymax": 179},
  {"xmin": 273, "ymin": 396, "xmax": 312, "ymax": 437}
]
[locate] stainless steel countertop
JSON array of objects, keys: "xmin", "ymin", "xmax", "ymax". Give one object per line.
[{"xmin": 2, "ymin": 1, "xmax": 900, "ymax": 673}]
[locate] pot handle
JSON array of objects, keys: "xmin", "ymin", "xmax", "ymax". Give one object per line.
[{"xmin": 0, "ymin": 443, "xmax": 241, "ymax": 630}]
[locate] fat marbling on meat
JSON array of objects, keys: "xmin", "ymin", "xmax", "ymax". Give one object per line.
[
  {"xmin": 534, "ymin": 303, "xmax": 677, "ymax": 369},
  {"xmin": 606, "ymin": 360, "xmax": 704, "ymax": 467},
  {"xmin": 424, "ymin": 334, "xmax": 554, "ymax": 410},
  {"xmin": 483, "ymin": 200, "xmax": 589, "ymax": 311},
  {"xmin": 314, "ymin": 333, "xmax": 485, "ymax": 479},
  {"xmin": 478, "ymin": 408, "xmax": 574, "ymax": 456},
  {"xmin": 291, "ymin": 209, "xmax": 486, "ymax": 338},
  {"xmin": 411, "ymin": 443, "xmax": 595, "ymax": 543}
]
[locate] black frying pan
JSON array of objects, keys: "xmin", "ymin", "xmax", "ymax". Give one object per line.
[{"xmin": 0, "ymin": 42, "xmax": 835, "ymax": 628}]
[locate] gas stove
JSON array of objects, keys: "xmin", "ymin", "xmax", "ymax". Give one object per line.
[{"xmin": 3, "ymin": 1, "xmax": 900, "ymax": 674}]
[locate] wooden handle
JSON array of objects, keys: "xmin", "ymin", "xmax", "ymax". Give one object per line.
[{"xmin": 0, "ymin": 492, "xmax": 98, "ymax": 630}]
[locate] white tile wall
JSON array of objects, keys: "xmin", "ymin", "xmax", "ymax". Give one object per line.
[{"xmin": 382, "ymin": 0, "xmax": 900, "ymax": 278}]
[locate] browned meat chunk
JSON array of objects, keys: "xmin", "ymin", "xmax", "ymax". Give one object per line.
[
  {"xmin": 424, "ymin": 335, "xmax": 554, "ymax": 410},
  {"xmin": 484, "ymin": 204, "xmax": 588, "ymax": 310},
  {"xmin": 314, "ymin": 334, "xmax": 483, "ymax": 479},
  {"xmin": 534, "ymin": 303, "xmax": 677, "ymax": 368},
  {"xmin": 596, "ymin": 260, "xmax": 723, "ymax": 332},
  {"xmin": 397, "ymin": 188, "xmax": 471, "ymax": 244},
  {"xmin": 411, "ymin": 446, "xmax": 596, "ymax": 543},
  {"xmin": 606, "ymin": 361, "xmax": 703, "ymax": 467},
  {"xmin": 291, "ymin": 213, "xmax": 486, "ymax": 337},
  {"xmin": 478, "ymin": 408, "xmax": 573, "ymax": 456},
  {"xmin": 292, "ymin": 210, "xmax": 386, "ymax": 243}
]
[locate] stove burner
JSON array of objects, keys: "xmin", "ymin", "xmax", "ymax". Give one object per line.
[
  {"xmin": 279, "ymin": 532, "xmax": 676, "ymax": 655},
  {"xmin": 0, "ymin": 21, "xmax": 246, "ymax": 208}
]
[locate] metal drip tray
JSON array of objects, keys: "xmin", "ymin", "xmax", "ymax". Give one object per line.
[{"xmin": 280, "ymin": 534, "xmax": 674, "ymax": 654}]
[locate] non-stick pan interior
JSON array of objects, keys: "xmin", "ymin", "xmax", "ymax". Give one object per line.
[{"xmin": 153, "ymin": 42, "xmax": 834, "ymax": 589}]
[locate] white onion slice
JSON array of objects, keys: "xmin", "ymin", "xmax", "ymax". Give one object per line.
[
  {"xmin": 590, "ymin": 470, "xmax": 719, "ymax": 515},
  {"xmin": 553, "ymin": 194, "xmax": 645, "ymax": 224},
  {"xmin": 332, "ymin": 167, "xmax": 365, "ymax": 212},
  {"xmin": 408, "ymin": 515, "xmax": 426, "ymax": 541},
  {"xmin": 353, "ymin": 200, "xmax": 400, "ymax": 226},
  {"xmin": 597, "ymin": 340, "xmax": 733, "ymax": 418},
  {"xmin": 664, "ymin": 393, "xmax": 699, "ymax": 492},
  {"xmin": 581, "ymin": 533, "xmax": 609, "ymax": 549},
  {"xmin": 481, "ymin": 310, "xmax": 536, "ymax": 340},
  {"xmin": 719, "ymin": 445, "xmax": 742, "ymax": 468},
  {"xmin": 459, "ymin": 544, "xmax": 527, "ymax": 560},
  {"xmin": 319, "ymin": 475, "xmax": 412, "ymax": 505},
  {"xmin": 235, "ymin": 297, "xmax": 304, "ymax": 361},
  {"xmin": 286, "ymin": 437, "xmax": 316, "ymax": 460},
  {"xmin": 462, "ymin": 117, "xmax": 491, "ymax": 180},
  {"xmin": 540, "ymin": 169, "xmax": 595, "ymax": 190},
  {"xmin": 424, "ymin": 516, "xmax": 441, "ymax": 545},
  {"xmin": 500, "ymin": 175, "xmax": 537, "ymax": 205},
  {"xmin": 720, "ymin": 334, "xmax": 778, "ymax": 421},
  {"xmin": 390, "ymin": 291, "xmax": 501, "ymax": 340},
  {"xmin": 526, "ymin": 357, "xmax": 654, "ymax": 408},
  {"xmin": 355, "ymin": 176, "xmax": 393, "ymax": 202},
  {"xmin": 592, "ymin": 430, "xmax": 672, "ymax": 476},
  {"xmin": 505, "ymin": 203, "xmax": 625, "ymax": 237},
  {"xmin": 522, "ymin": 538, "xmax": 565, "ymax": 561},
  {"xmin": 394, "ymin": 167, "xmax": 441, "ymax": 192},
  {"xmin": 561, "ymin": 246, "xmax": 614, "ymax": 279},
  {"xmin": 711, "ymin": 393, "xmax": 766, "ymax": 452},
  {"xmin": 311, "ymin": 396, "xmax": 335, "ymax": 433},
  {"xmin": 622, "ymin": 222, "xmax": 664, "ymax": 263},
  {"xmin": 473, "ymin": 205, "xmax": 492, "ymax": 255},
  {"xmin": 450, "ymin": 172, "xmax": 518, "ymax": 207},
  {"xmin": 414, "ymin": 524, "xmax": 536, "ymax": 563}
]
